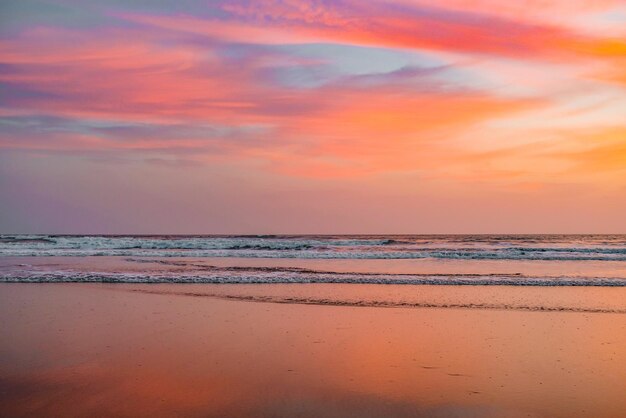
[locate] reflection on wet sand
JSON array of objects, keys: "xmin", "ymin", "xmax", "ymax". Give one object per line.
[{"xmin": 1, "ymin": 283, "xmax": 625, "ymax": 417}]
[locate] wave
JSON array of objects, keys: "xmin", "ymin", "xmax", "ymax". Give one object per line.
[
  {"xmin": 2, "ymin": 269, "xmax": 626, "ymax": 286},
  {"xmin": 0, "ymin": 236, "xmax": 57, "ymax": 244},
  {"xmin": 2, "ymin": 248, "xmax": 626, "ymax": 260},
  {"xmin": 2, "ymin": 235, "xmax": 626, "ymax": 261},
  {"xmin": 0, "ymin": 236, "xmax": 395, "ymax": 250}
]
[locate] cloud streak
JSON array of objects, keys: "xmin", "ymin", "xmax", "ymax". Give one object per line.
[{"xmin": 0, "ymin": 0, "xmax": 625, "ymax": 232}]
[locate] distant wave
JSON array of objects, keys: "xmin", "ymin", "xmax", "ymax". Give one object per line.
[
  {"xmin": 1, "ymin": 234, "xmax": 626, "ymax": 261},
  {"xmin": 0, "ymin": 236, "xmax": 56, "ymax": 244},
  {"xmin": 2, "ymin": 249, "xmax": 626, "ymax": 260}
]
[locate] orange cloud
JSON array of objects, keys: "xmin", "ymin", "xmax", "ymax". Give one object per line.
[
  {"xmin": 558, "ymin": 127, "xmax": 626, "ymax": 172},
  {"xmin": 257, "ymin": 88, "xmax": 543, "ymax": 178}
]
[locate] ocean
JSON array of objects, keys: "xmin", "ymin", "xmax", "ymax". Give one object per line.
[{"xmin": 2, "ymin": 234, "xmax": 626, "ymax": 287}]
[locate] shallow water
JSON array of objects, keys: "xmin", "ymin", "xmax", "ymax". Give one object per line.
[{"xmin": 4, "ymin": 255, "xmax": 626, "ymax": 313}]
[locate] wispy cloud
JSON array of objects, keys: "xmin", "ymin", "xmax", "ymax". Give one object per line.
[{"xmin": 1, "ymin": 0, "xmax": 625, "ymax": 232}]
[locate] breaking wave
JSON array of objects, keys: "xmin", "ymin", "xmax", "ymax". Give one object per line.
[
  {"xmin": 1, "ymin": 234, "xmax": 625, "ymax": 260},
  {"xmin": 2, "ymin": 267, "xmax": 626, "ymax": 286}
]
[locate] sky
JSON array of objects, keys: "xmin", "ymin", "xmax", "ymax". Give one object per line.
[{"xmin": 1, "ymin": 0, "xmax": 625, "ymax": 234}]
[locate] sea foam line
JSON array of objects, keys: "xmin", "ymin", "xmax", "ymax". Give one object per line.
[
  {"xmin": 3, "ymin": 248, "xmax": 626, "ymax": 260},
  {"xmin": 2, "ymin": 270, "xmax": 626, "ymax": 286}
]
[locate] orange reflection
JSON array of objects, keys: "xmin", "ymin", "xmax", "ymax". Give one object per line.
[{"xmin": 1, "ymin": 283, "xmax": 625, "ymax": 417}]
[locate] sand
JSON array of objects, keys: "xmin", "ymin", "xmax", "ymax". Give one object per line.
[{"xmin": 1, "ymin": 283, "xmax": 626, "ymax": 418}]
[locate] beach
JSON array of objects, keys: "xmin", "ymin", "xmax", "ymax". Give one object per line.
[
  {"xmin": 2, "ymin": 282, "xmax": 626, "ymax": 418},
  {"xmin": 2, "ymin": 235, "xmax": 626, "ymax": 417}
]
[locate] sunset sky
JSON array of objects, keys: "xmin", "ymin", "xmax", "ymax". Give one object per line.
[{"xmin": 1, "ymin": 0, "xmax": 625, "ymax": 234}]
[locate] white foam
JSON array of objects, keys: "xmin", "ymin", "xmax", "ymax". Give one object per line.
[
  {"xmin": 2, "ymin": 269, "xmax": 626, "ymax": 286},
  {"xmin": 1, "ymin": 235, "xmax": 626, "ymax": 260}
]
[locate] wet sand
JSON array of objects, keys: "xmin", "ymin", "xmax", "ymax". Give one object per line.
[{"xmin": 1, "ymin": 283, "xmax": 626, "ymax": 418}]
